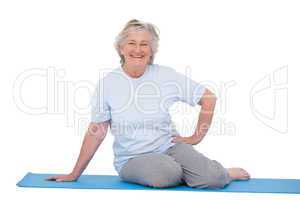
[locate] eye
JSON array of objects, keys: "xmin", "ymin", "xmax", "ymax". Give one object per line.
[
  {"xmin": 128, "ymin": 42, "xmax": 135, "ymax": 45},
  {"xmin": 141, "ymin": 43, "xmax": 148, "ymax": 46}
]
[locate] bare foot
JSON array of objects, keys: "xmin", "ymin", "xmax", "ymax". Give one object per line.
[{"xmin": 227, "ymin": 168, "xmax": 250, "ymax": 181}]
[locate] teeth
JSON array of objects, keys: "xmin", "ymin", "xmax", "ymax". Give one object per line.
[{"xmin": 131, "ymin": 55, "xmax": 143, "ymax": 58}]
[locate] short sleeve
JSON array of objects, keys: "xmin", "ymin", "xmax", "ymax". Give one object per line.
[
  {"xmin": 90, "ymin": 79, "xmax": 111, "ymax": 123},
  {"xmin": 170, "ymin": 68, "xmax": 206, "ymax": 106}
]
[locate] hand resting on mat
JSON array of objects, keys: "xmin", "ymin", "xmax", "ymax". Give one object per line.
[{"xmin": 45, "ymin": 173, "xmax": 78, "ymax": 182}]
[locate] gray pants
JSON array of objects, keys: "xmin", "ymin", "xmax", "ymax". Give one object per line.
[{"xmin": 119, "ymin": 141, "xmax": 232, "ymax": 188}]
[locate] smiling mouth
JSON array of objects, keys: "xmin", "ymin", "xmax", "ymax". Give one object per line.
[{"xmin": 130, "ymin": 55, "xmax": 144, "ymax": 59}]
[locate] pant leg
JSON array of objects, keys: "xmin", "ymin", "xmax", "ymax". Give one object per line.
[
  {"xmin": 164, "ymin": 141, "xmax": 232, "ymax": 189},
  {"xmin": 119, "ymin": 153, "xmax": 183, "ymax": 188}
]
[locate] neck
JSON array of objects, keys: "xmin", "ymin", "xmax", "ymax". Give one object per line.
[{"xmin": 122, "ymin": 64, "xmax": 148, "ymax": 78}]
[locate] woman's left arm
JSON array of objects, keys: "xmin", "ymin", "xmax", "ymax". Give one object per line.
[{"xmin": 172, "ymin": 88, "xmax": 217, "ymax": 145}]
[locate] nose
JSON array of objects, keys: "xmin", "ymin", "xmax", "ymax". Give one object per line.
[{"xmin": 133, "ymin": 44, "xmax": 142, "ymax": 53}]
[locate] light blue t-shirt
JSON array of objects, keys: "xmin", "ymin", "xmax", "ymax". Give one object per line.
[{"xmin": 90, "ymin": 64, "xmax": 206, "ymax": 174}]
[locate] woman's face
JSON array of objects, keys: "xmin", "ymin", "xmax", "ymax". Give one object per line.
[{"xmin": 120, "ymin": 30, "xmax": 152, "ymax": 68}]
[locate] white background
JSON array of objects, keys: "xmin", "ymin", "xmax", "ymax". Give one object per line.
[{"xmin": 1, "ymin": 0, "xmax": 300, "ymax": 199}]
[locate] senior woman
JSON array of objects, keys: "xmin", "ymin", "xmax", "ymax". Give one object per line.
[{"xmin": 47, "ymin": 19, "xmax": 250, "ymax": 188}]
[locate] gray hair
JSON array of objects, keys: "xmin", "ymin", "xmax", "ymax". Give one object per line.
[{"xmin": 114, "ymin": 19, "xmax": 160, "ymax": 65}]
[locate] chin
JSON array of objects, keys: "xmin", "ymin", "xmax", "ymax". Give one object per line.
[{"xmin": 128, "ymin": 61, "xmax": 148, "ymax": 68}]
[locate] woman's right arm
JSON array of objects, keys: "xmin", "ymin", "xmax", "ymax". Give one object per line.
[{"xmin": 46, "ymin": 121, "xmax": 110, "ymax": 182}]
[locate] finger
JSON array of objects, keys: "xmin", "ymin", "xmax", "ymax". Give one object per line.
[
  {"xmin": 57, "ymin": 178, "xmax": 73, "ymax": 182},
  {"xmin": 172, "ymin": 137, "xmax": 181, "ymax": 143},
  {"xmin": 45, "ymin": 176, "xmax": 58, "ymax": 181},
  {"xmin": 171, "ymin": 136, "xmax": 179, "ymax": 142}
]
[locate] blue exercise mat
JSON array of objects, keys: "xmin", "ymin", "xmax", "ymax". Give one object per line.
[{"xmin": 17, "ymin": 172, "xmax": 300, "ymax": 194}]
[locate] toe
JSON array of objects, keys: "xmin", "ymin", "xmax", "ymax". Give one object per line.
[
  {"xmin": 244, "ymin": 173, "xmax": 250, "ymax": 179},
  {"xmin": 240, "ymin": 169, "xmax": 250, "ymax": 180}
]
